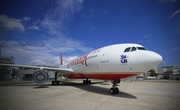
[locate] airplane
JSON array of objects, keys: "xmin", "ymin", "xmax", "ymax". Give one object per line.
[{"xmin": 0, "ymin": 43, "xmax": 162, "ymax": 94}]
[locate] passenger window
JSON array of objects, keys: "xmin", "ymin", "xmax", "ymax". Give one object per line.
[
  {"xmin": 131, "ymin": 47, "xmax": 137, "ymax": 52},
  {"xmin": 124, "ymin": 47, "xmax": 131, "ymax": 52}
]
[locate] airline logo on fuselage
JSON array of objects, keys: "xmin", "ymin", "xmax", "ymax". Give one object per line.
[
  {"xmin": 67, "ymin": 53, "xmax": 90, "ymax": 68},
  {"xmin": 121, "ymin": 54, "xmax": 128, "ymax": 63}
]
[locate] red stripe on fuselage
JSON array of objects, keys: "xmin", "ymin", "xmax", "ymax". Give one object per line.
[{"xmin": 67, "ymin": 73, "xmax": 140, "ymax": 80}]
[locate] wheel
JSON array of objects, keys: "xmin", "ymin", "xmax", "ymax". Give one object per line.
[
  {"xmin": 115, "ymin": 88, "xmax": 119, "ymax": 94},
  {"xmin": 84, "ymin": 80, "xmax": 88, "ymax": 84},
  {"xmin": 88, "ymin": 80, "xmax": 91, "ymax": 84},
  {"xmin": 56, "ymin": 81, "xmax": 60, "ymax": 85},
  {"xmin": 52, "ymin": 81, "xmax": 55, "ymax": 85},
  {"xmin": 109, "ymin": 88, "xmax": 114, "ymax": 94}
]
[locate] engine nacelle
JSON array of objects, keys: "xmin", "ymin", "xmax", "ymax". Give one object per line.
[{"xmin": 32, "ymin": 71, "xmax": 49, "ymax": 85}]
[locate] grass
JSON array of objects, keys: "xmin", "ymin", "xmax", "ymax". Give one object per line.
[{"xmin": 0, "ymin": 82, "xmax": 34, "ymax": 86}]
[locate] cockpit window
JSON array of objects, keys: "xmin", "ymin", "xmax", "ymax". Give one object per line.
[
  {"xmin": 137, "ymin": 47, "xmax": 147, "ymax": 50},
  {"xmin": 131, "ymin": 47, "xmax": 137, "ymax": 52},
  {"xmin": 124, "ymin": 47, "xmax": 131, "ymax": 52}
]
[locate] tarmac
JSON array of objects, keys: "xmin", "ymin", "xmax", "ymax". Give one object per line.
[{"xmin": 0, "ymin": 80, "xmax": 180, "ymax": 110}]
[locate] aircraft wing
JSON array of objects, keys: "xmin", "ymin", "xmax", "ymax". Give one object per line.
[{"xmin": 0, "ymin": 64, "xmax": 74, "ymax": 75}]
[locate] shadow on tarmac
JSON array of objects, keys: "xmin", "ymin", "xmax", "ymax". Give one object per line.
[
  {"xmin": 33, "ymin": 85, "xmax": 49, "ymax": 89},
  {"xmin": 5, "ymin": 81, "xmax": 137, "ymax": 99},
  {"xmin": 54, "ymin": 81, "xmax": 137, "ymax": 99}
]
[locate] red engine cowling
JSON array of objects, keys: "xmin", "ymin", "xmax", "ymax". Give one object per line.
[{"xmin": 32, "ymin": 71, "xmax": 49, "ymax": 85}]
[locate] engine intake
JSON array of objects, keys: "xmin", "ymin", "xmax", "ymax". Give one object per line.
[{"xmin": 32, "ymin": 71, "xmax": 49, "ymax": 85}]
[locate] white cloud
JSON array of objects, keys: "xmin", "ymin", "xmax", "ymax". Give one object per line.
[
  {"xmin": 0, "ymin": 15, "xmax": 39, "ymax": 31},
  {"xmin": 27, "ymin": 20, "xmax": 40, "ymax": 30},
  {"xmin": 173, "ymin": 47, "xmax": 180, "ymax": 51},
  {"xmin": 43, "ymin": 36, "xmax": 93, "ymax": 53},
  {"xmin": 1, "ymin": 41, "xmax": 58, "ymax": 66},
  {"xmin": 41, "ymin": 0, "xmax": 84, "ymax": 35},
  {"xmin": 1, "ymin": 38, "xmax": 93, "ymax": 66},
  {"xmin": 0, "ymin": 0, "xmax": 95, "ymax": 67},
  {"xmin": 27, "ymin": 25, "xmax": 39, "ymax": 30},
  {"xmin": 77, "ymin": 0, "xmax": 83, "ymax": 3},
  {"xmin": 23, "ymin": 16, "xmax": 31, "ymax": 21},
  {"xmin": 143, "ymin": 35, "xmax": 150, "ymax": 38},
  {"xmin": 27, "ymin": 56, "xmax": 60, "ymax": 67},
  {"xmin": 169, "ymin": 9, "xmax": 180, "ymax": 18},
  {"xmin": 25, "ymin": 46, "xmax": 48, "ymax": 50},
  {"xmin": 91, "ymin": 8, "xmax": 94, "ymax": 17},
  {"xmin": 63, "ymin": 56, "xmax": 79, "ymax": 64},
  {"xmin": 0, "ymin": 15, "xmax": 25, "ymax": 31},
  {"xmin": 5, "ymin": 41, "xmax": 19, "ymax": 46},
  {"xmin": 101, "ymin": 9, "xmax": 108, "ymax": 13},
  {"xmin": 91, "ymin": 9, "xmax": 93, "ymax": 13}
]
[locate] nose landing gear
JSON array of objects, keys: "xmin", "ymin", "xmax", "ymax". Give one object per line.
[{"xmin": 109, "ymin": 80, "xmax": 120, "ymax": 94}]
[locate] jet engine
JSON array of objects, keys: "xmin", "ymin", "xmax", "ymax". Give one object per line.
[{"xmin": 32, "ymin": 71, "xmax": 49, "ymax": 85}]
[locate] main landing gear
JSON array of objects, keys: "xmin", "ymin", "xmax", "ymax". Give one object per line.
[
  {"xmin": 83, "ymin": 79, "xmax": 91, "ymax": 84},
  {"xmin": 109, "ymin": 79, "xmax": 121, "ymax": 94},
  {"xmin": 52, "ymin": 72, "xmax": 60, "ymax": 85}
]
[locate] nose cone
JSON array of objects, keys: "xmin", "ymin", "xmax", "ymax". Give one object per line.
[{"xmin": 145, "ymin": 51, "xmax": 162, "ymax": 68}]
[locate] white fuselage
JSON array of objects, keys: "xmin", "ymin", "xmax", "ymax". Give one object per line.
[{"xmin": 61, "ymin": 44, "xmax": 162, "ymax": 80}]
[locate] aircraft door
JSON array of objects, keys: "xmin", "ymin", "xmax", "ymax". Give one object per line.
[{"xmin": 100, "ymin": 46, "xmax": 112, "ymax": 63}]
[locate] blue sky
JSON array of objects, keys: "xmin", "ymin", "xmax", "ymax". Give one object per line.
[{"xmin": 0, "ymin": 0, "xmax": 180, "ymax": 67}]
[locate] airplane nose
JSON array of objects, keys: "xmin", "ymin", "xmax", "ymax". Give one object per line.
[{"xmin": 145, "ymin": 51, "xmax": 162, "ymax": 68}]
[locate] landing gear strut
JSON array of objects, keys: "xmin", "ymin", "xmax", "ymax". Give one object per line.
[
  {"xmin": 52, "ymin": 72, "xmax": 60, "ymax": 85},
  {"xmin": 109, "ymin": 79, "xmax": 121, "ymax": 94},
  {"xmin": 83, "ymin": 79, "xmax": 91, "ymax": 84}
]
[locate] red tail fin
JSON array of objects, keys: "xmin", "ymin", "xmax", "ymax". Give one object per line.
[{"xmin": 60, "ymin": 52, "xmax": 63, "ymax": 65}]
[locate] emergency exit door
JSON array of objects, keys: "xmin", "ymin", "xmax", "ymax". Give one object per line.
[{"xmin": 100, "ymin": 46, "xmax": 112, "ymax": 63}]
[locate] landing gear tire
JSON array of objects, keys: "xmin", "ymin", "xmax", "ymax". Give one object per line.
[
  {"xmin": 115, "ymin": 87, "xmax": 119, "ymax": 94},
  {"xmin": 56, "ymin": 81, "xmax": 60, "ymax": 85},
  {"xmin": 83, "ymin": 79, "xmax": 91, "ymax": 84},
  {"xmin": 52, "ymin": 81, "xmax": 55, "ymax": 85},
  {"xmin": 109, "ymin": 88, "xmax": 114, "ymax": 94},
  {"xmin": 109, "ymin": 88, "xmax": 119, "ymax": 94},
  {"xmin": 88, "ymin": 80, "xmax": 91, "ymax": 84},
  {"xmin": 52, "ymin": 72, "xmax": 61, "ymax": 85},
  {"xmin": 109, "ymin": 79, "xmax": 121, "ymax": 94}
]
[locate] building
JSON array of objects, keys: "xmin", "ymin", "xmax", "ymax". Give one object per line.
[
  {"xmin": 158, "ymin": 66, "xmax": 180, "ymax": 80},
  {"xmin": 0, "ymin": 56, "xmax": 16, "ymax": 80},
  {"xmin": 158, "ymin": 67, "xmax": 166, "ymax": 79}
]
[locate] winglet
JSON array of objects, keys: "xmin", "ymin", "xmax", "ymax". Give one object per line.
[{"xmin": 60, "ymin": 52, "xmax": 63, "ymax": 65}]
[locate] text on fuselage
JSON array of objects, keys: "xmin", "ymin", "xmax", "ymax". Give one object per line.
[{"xmin": 67, "ymin": 53, "xmax": 90, "ymax": 68}]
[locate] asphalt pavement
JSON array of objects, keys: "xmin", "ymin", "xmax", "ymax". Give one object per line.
[{"xmin": 0, "ymin": 80, "xmax": 180, "ymax": 110}]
